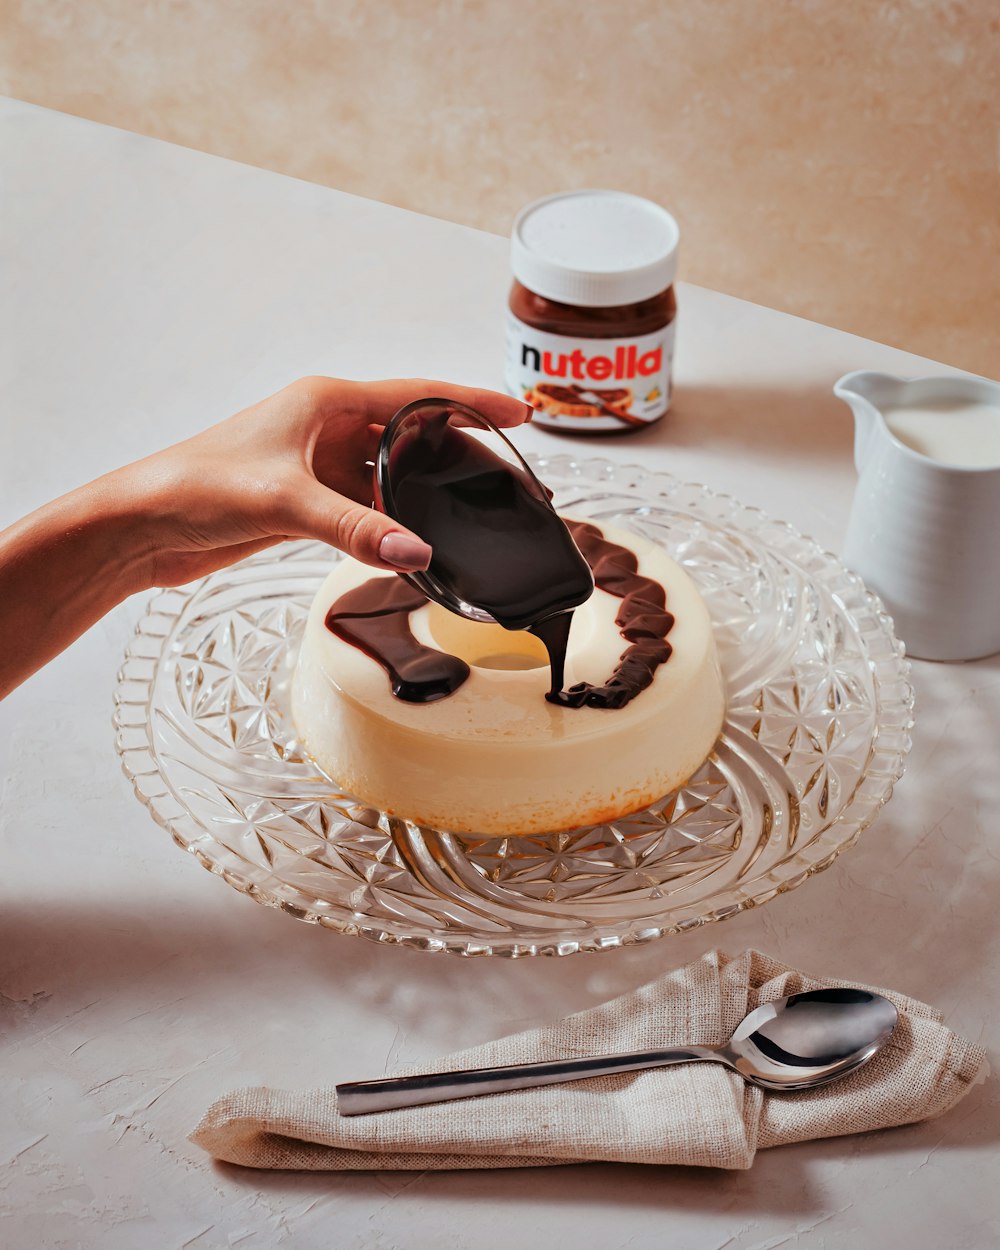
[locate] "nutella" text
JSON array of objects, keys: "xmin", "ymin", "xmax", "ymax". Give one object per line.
[{"xmin": 520, "ymin": 343, "xmax": 662, "ymax": 382}]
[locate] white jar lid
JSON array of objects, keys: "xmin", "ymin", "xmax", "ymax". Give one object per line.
[{"xmin": 510, "ymin": 190, "xmax": 679, "ymax": 309}]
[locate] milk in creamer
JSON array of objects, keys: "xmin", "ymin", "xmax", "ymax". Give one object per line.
[{"xmin": 883, "ymin": 399, "xmax": 1000, "ymax": 469}]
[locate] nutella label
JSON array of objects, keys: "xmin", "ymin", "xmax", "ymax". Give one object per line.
[{"xmin": 505, "ymin": 313, "xmax": 674, "ymax": 431}]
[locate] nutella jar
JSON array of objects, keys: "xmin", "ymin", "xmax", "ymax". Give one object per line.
[{"xmin": 505, "ymin": 190, "xmax": 679, "ymax": 435}]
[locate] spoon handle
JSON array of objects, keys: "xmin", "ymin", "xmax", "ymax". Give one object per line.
[{"xmin": 336, "ymin": 1046, "xmax": 722, "ymax": 1115}]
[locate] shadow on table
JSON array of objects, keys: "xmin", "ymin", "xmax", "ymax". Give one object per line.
[
  {"xmin": 213, "ymin": 1152, "xmax": 824, "ymax": 1218},
  {"xmin": 3, "ymin": 668, "xmax": 998, "ymax": 1045},
  {"xmin": 536, "ymin": 381, "xmax": 853, "ymax": 465},
  {"xmin": 208, "ymin": 1073, "xmax": 996, "ymax": 1219},
  {"xmin": 3, "ymin": 735, "xmax": 996, "ymax": 1049}
]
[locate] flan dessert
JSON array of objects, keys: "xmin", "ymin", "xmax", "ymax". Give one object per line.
[{"xmin": 292, "ymin": 517, "xmax": 725, "ymax": 836}]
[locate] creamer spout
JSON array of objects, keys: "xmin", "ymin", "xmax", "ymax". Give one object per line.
[{"xmin": 833, "ymin": 371, "xmax": 896, "ymax": 470}]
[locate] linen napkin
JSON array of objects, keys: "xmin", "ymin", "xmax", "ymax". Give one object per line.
[{"xmin": 191, "ymin": 948, "xmax": 986, "ymax": 1171}]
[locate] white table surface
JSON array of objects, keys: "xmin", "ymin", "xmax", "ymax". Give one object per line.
[{"xmin": 1, "ymin": 96, "xmax": 997, "ymax": 1250}]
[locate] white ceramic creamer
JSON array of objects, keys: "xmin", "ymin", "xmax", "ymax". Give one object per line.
[{"xmin": 835, "ymin": 371, "xmax": 1000, "ymax": 661}]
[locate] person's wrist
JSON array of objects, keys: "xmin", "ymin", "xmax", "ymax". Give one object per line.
[{"xmin": 70, "ymin": 467, "xmax": 162, "ymax": 598}]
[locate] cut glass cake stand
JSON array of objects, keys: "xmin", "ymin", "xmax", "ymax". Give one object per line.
[{"xmin": 114, "ymin": 456, "xmax": 913, "ymax": 956}]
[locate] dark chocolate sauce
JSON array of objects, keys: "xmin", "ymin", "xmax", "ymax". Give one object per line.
[
  {"xmin": 385, "ymin": 414, "xmax": 594, "ymax": 631},
  {"xmin": 547, "ymin": 521, "xmax": 674, "ymax": 709},
  {"xmin": 326, "ymin": 519, "xmax": 675, "ymax": 709},
  {"xmin": 326, "ymin": 408, "xmax": 673, "ymax": 706},
  {"xmin": 325, "ymin": 577, "xmax": 469, "ymax": 703}
]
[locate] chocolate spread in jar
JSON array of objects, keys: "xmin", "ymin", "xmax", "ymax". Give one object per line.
[{"xmin": 505, "ymin": 190, "xmax": 679, "ymax": 435}]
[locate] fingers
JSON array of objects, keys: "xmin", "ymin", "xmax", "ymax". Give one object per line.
[
  {"xmin": 280, "ymin": 477, "xmax": 432, "ymax": 572},
  {"xmin": 377, "ymin": 531, "xmax": 433, "ymax": 571},
  {"xmin": 353, "ymin": 379, "xmax": 534, "ymax": 430}
]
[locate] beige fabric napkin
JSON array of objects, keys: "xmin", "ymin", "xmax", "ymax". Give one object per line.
[{"xmin": 191, "ymin": 948, "xmax": 985, "ymax": 1171}]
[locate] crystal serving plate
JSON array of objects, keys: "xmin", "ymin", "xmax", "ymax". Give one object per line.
[{"xmin": 114, "ymin": 456, "xmax": 913, "ymax": 956}]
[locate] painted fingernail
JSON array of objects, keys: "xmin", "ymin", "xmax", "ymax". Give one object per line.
[{"xmin": 379, "ymin": 532, "xmax": 432, "ymax": 571}]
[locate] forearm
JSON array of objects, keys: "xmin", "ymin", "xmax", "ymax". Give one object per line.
[
  {"xmin": 0, "ymin": 473, "xmax": 151, "ymax": 699},
  {"xmin": 0, "ymin": 378, "xmax": 530, "ymax": 701}
]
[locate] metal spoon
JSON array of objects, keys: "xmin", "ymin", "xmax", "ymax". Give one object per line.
[{"xmin": 336, "ymin": 987, "xmax": 898, "ymax": 1116}]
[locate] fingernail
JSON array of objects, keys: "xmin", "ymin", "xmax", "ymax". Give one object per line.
[
  {"xmin": 523, "ymin": 402, "xmax": 535, "ymax": 421},
  {"xmin": 379, "ymin": 532, "xmax": 432, "ymax": 571}
]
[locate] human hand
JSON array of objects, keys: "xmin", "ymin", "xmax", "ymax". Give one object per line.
[
  {"xmin": 1, "ymin": 376, "xmax": 532, "ymax": 699},
  {"xmin": 118, "ymin": 377, "xmax": 532, "ymax": 588}
]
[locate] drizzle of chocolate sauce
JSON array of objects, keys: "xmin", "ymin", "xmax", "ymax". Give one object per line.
[
  {"xmin": 326, "ymin": 516, "xmax": 674, "ymax": 710},
  {"xmin": 325, "ymin": 577, "xmax": 469, "ymax": 704},
  {"xmin": 547, "ymin": 521, "xmax": 674, "ymax": 709},
  {"xmin": 325, "ymin": 406, "xmax": 673, "ymax": 706}
]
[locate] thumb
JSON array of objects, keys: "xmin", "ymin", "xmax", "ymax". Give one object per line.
[{"xmin": 283, "ymin": 479, "xmax": 432, "ymax": 572}]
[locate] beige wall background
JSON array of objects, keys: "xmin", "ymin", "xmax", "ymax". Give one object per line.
[{"xmin": 2, "ymin": 0, "xmax": 997, "ymax": 375}]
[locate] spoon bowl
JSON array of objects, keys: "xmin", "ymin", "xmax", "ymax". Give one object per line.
[
  {"xmin": 722, "ymin": 987, "xmax": 899, "ymax": 1091},
  {"xmin": 336, "ymin": 987, "xmax": 899, "ymax": 1114}
]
